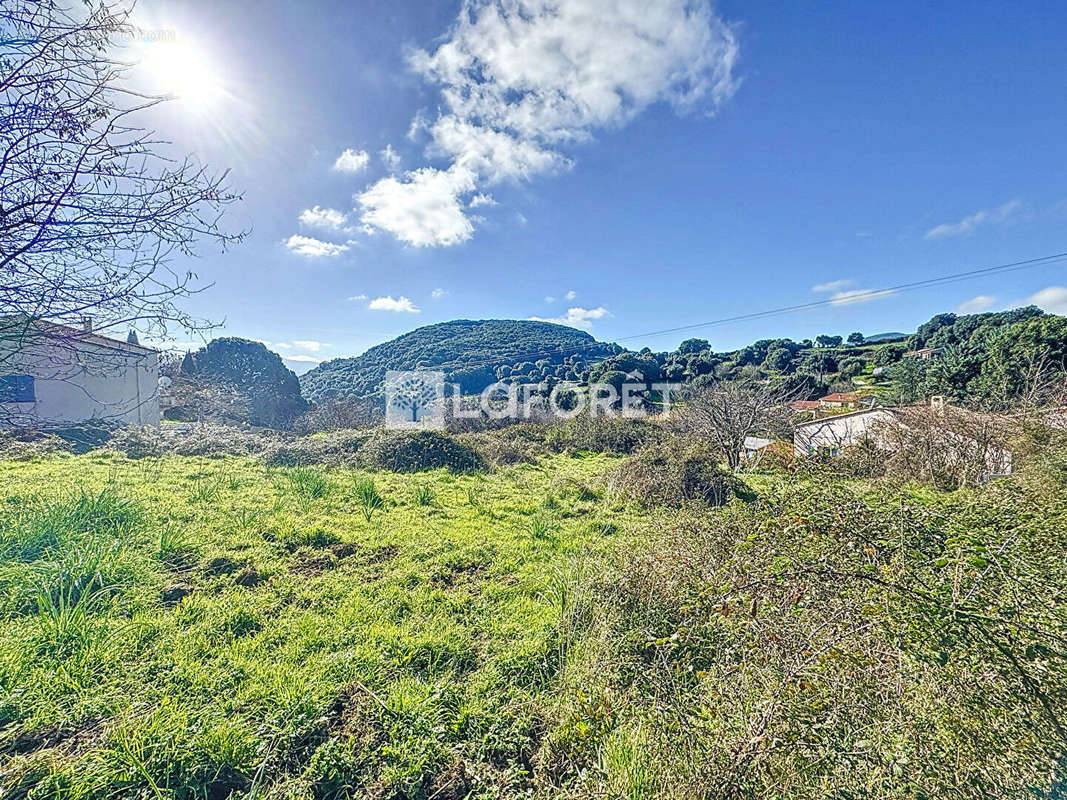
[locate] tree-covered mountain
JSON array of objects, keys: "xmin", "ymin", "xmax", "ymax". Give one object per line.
[
  {"xmin": 299, "ymin": 319, "xmax": 620, "ymax": 402},
  {"xmin": 297, "ymin": 307, "xmax": 1065, "ymax": 409}
]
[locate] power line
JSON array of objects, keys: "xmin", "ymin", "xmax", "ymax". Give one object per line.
[{"xmin": 435, "ymin": 250, "xmax": 1067, "ymax": 370}]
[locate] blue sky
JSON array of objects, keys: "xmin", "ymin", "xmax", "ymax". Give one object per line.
[{"xmin": 130, "ymin": 0, "xmax": 1067, "ymax": 372}]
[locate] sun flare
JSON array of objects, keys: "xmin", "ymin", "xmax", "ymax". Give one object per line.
[{"xmin": 140, "ymin": 37, "xmax": 225, "ymax": 112}]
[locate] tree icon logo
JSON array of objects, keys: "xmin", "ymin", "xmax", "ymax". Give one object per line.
[{"xmin": 384, "ymin": 370, "xmax": 445, "ymax": 429}]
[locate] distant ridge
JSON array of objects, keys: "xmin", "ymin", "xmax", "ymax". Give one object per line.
[
  {"xmin": 299, "ymin": 319, "xmax": 619, "ymax": 402},
  {"xmin": 864, "ymin": 332, "xmax": 908, "ymax": 343}
]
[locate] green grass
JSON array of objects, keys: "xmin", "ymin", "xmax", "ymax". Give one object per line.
[
  {"xmin": 2, "ymin": 446, "xmax": 1065, "ymax": 799},
  {"xmin": 0, "ymin": 450, "xmax": 627, "ymax": 798}
]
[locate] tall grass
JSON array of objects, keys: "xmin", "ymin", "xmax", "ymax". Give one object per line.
[
  {"xmin": 0, "ymin": 488, "xmax": 145, "ymax": 562},
  {"xmin": 353, "ymin": 478, "xmax": 385, "ymax": 521},
  {"xmin": 283, "ymin": 467, "xmax": 334, "ymax": 501}
]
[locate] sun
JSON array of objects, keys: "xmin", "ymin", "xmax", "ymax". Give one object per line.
[{"xmin": 140, "ymin": 37, "xmax": 225, "ymax": 113}]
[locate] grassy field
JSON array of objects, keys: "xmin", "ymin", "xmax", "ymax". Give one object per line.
[
  {"xmin": 0, "ymin": 451, "xmax": 628, "ymax": 798},
  {"xmin": 2, "ymin": 443, "xmax": 1066, "ymax": 799}
]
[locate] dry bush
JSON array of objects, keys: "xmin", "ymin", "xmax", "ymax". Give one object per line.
[
  {"xmin": 262, "ymin": 430, "xmax": 374, "ymax": 467},
  {"xmin": 0, "ymin": 429, "xmax": 74, "ymax": 459},
  {"xmin": 107, "ymin": 424, "xmax": 283, "ymax": 459},
  {"xmin": 874, "ymin": 406, "xmax": 1017, "ymax": 489},
  {"xmin": 608, "ymin": 438, "xmax": 754, "ymax": 508},
  {"xmin": 293, "ymin": 398, "xmax": 382, "ymax": 434},
  {"xmin": 544, "ymin": 415, "xmax": 664, "ymax": 455},
  {"xmin": 454, "ymin": 424, "xmax": 549, "ymax": 469}
]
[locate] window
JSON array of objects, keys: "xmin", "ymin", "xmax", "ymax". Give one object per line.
[{"xmin": 0, "ymin": 375, "xmax": 35, "ymax": 402}]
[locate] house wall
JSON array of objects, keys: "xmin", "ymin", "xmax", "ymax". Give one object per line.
[
  {"xmin": 0, "ymin": 335, "xmax": 159, "ymax": 426},
  {"xmin": 793, "ymin": 409, "xmax": 895, "ymax": 456}
]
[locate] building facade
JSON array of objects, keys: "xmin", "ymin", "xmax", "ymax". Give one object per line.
[{"xmin": 0, "ymin": 320, "xmax": 159, "ymax": 427}]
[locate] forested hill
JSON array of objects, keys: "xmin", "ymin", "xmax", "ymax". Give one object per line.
[{"xmin": 299, "ymin": 319, "xmax": 619, "ymax": 401}]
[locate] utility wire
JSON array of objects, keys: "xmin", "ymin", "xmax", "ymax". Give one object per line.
[{"xmin": 428, "ymin": 250, "xmax": 1067, "ymax": 371}]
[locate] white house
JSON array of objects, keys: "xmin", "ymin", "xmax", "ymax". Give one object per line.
[
  {"xmin": 793, "ymin": 398, "xmax": 1013, "ymax": 478},
  {"xmin": 793, "ymin": 406, "xmax": 897, "ymax": 457},
  {"xmin": 0, "ymin": 318, "xmax": 160, "ymax": 427}
]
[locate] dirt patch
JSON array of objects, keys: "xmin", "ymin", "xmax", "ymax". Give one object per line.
[
  {"xmin": 327, "ymin": 542, "xmax": 360, "ymax": 559},
  {"xmin": 426, "ymin": 758, "xmax": 473, "ymax": 800},
  {"xmin": 1, "ymin": 717, "xmax": 105, "ymax": 758},
  {"xmin": 234, "ymin": 566, "xmax": 263, "ymax": 587},
  {"xmin": 161, "ymin": 582, "xmax": 194, "ymax": 604},
  {"xmin": 204, "ymin": 556, "xmax": 238, "ymax": 576},
  {"xmin": 291, "ymin": 552, "xmax": 337, "ymax": 576},
  {"xmin": 430, "ymin": 560, "xmax": 488, "ymax": 589},
  {"xmin": 365, "ymin": 544, "xmax": 398, "ymax": 564}
]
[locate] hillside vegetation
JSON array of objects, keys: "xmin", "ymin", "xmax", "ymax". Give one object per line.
[
  {"xmin": 294, "ymin": 307, "xmax": 1063, "ymax": 419},
  {"xmin": 299, "ymin": 320, "xmax": 618, "ymax": 402}
]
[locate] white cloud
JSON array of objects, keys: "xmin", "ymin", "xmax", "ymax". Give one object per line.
[
  {"xmin": 924, "ymin": 199, "xmax": 1022, "ymax": 240},
  {"xmin": 545, "ymin": 295, "xmax": 556, "ymax": 303},
  {"xmin": 273, "ymin": 342, "xmax": 292, "ymax": 349},
  {"xmin": 357, "ymin": 165, "xmax": 476, "ymax": 247},
  {"xmin": 299, "ymin": 205, "xmax": 347, "ymax": 230},
  {"xmin": 285, "ymin": 234, "xmax": 350, "ymax": 257},
  {"xmin": 529, "ymin": 305, "xmax": 609, "ymax": 329},
  {"xmin": 431, "ymin": 288, "xmax": 448, "ymax": 299},
  {"xmin": 284, "ymin": 354, "xmax": 323, "ymax": 363},
  {"xmin": 812, "ymin": 279, "xmax": 854, "ymax": 293},
  {"xmin": 357, "ymin": 0, "xmax": 739, "ymax": 245},
  {"xmin": 347, "ymin": 293, "xmax": 368, "ymax": 301},
  {"xmin": 956, "ymin": 295, "xmax": 997, "ymax": 314},
  {"xmin": 564, "ymin": 289, "xmax": 577, "ymax": 300},
  {"xmin": 368, "ymin": 295, "xmax": 421, "ymax": 313},
  {"xmin": 829, "ymin": 288, "xmax": 897, "ymax": 306},
  {"xmin": 334, "ymin": 148, "xmax": 370, "ymax": 173},
  {"xmin": 469, "ymin": 193, "xmax": 496, "ymax": 208},
  {"xmin": 380, "ymin": 144, "xmax": 401, "ymax": 172},
  {"xmin": 292, "ymin": 340, "xmax": 325, "ymax": 352},
  {"xmin": 1018, "ymin": 286, "xmax": 1067, "ymax": 315}
]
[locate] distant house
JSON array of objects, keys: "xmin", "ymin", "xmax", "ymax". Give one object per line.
[
  {"xmin": 789, "ymin": 400, "xmax": 822, "ymax": 413},
  {"xmin": 904, "ymin": 347, "xmax": 944, "ymax": 360},
  {"xmin": 743, "ymin": 436, "xmax": 774, "ymax": 455},
  {"xmin": 818, "ymin": 392, "xmax": 874, "ymax": 409},
  {"xmin": 0, "ymin": 318, "xmax": 159, "ymax": 427},
  {"xmin": 793, "ymin": 398, "xmax": 1013, "ymax": 478},
  {"xmin": 794, "ymin": 406, "xmax": 896, "ymax": 457}
]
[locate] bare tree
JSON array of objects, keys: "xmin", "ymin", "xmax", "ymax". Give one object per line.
[
  {"xmin": 675, "ymin": 381, "xmax": 798, "ymax": 471},
  {"xmin": 1, "ymin": 1, "xmax": 242, "ymax": 365}
]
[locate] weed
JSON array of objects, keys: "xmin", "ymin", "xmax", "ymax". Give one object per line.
[
  {"xmin": 526, "ymin": 511, "xmax": 561, "ymax": 540},
  {"xmin": 230, "ymin": 508, "xmax": 265, "ymax": 530},
  {"xmin": 353, "ymin": 478, "xmax": 385, "ymax": 522},
  {"xmin": 189, "ymin": 476, "xmax": 222, "ymax": 504},
  {"xmin": 284, "ymin": 467, "xmax": 334, "ymax": 501},
  {"xmin": 412, "ymin": 484, "xmax": 436, "ymax": 507}
]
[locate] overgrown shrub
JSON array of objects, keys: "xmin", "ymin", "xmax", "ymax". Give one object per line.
[
  {"xmin": 293, "ymin": 398, "xmax": 382, "ymax": 434},
  {"xmin": 358, "ymin": 430, "xmax": 485, "ymax": 473},
  {"xmin": 609, "ymin": 439, "xmax": 754, "ymax": 508},
  {"xmin": 454, "ymin": 424, "xmax": 550, "ymax": 468},
  {"xmin": 262, "ymin": 429, "xmax": 372, "ymax": 467},
  {"xmin": 107, "ymin": 424, "xmax": 281, "ymax": 459},
  {"xmin": 544, "ymin": 415, "xmax": 663, "ymax": 456},
  {"xmin": 549, "ymin": 479, "xmax": 1067, "ymax": 798},
  {"xmin": 0, "ymin": 429, "xmax": 74, "ymax": 460}
]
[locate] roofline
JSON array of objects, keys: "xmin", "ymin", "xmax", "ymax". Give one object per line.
[
  {"xmin": 794, "ymin": 406, "xmax": 897, "ymax": 429},
  {"xmin": 1, "ymin": 316, "xmax": 157, "ymax": 355}
]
